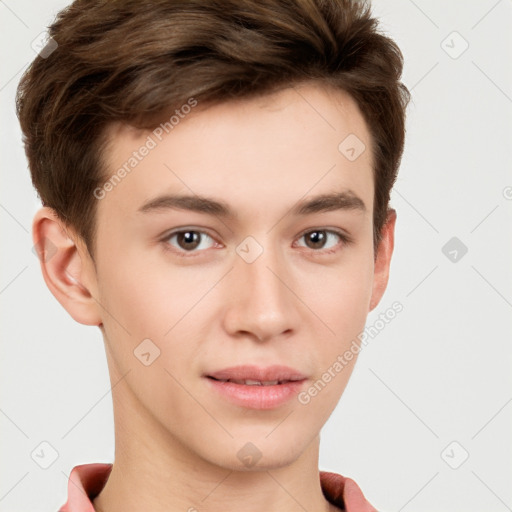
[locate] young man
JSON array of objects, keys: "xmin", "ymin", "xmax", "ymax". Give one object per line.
[{"xmin": 17, "ymin": 0, "xmax": 410, "ymax": 510}]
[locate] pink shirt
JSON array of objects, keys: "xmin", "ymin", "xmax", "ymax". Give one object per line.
[{"xmin": 58, "ymin": 463, "xmax": 377, "ymax": 511}]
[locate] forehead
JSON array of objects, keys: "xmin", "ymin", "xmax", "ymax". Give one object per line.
[{"xmin": 98, "ymin": 82, "xmax": 374, "ymax": 221}]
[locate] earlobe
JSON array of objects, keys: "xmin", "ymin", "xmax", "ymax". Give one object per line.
[
  {"xmin": 369, "ymin": 209, "xmax": 396, "ymax": 312},
  {"xmin": 32, "ymin": 207, "xmax": 102, "ymax": 326}
]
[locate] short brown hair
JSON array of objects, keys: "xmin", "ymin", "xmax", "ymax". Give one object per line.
[{"xmin": 16, "ymin": 0, "xmax": 410, "ymax": 258}]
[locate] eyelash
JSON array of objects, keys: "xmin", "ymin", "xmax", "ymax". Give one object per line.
[{"xmin": 160, "ymin": 227, "xmax": 352, "ymax": 258}]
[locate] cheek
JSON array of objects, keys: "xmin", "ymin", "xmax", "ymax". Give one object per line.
[
  {"xmin": 98, "ymin": 245, "xmax": 195, "ymax": 327},
  {"xmin": 95, "ymin": 248, "xmax": 224, "ymax": 369},
  {"xmin": 99, "ymin": 267, "xmax": 171, "ymax": 336},
  {"xmin": 298, "ymin": 251, "xmax": 374, "ymax": 394},
  {"xmin": 304, "ymin": 252, "xmax": 374, "ymax": 334}
]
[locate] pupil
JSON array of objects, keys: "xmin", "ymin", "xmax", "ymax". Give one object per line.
[{"xmin": 307, "ymin": 231, "xmax": 325, "ymax": 249}]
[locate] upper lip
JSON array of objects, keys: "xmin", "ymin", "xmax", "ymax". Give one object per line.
[{"xmin": 205, "ymin": 365, "xmax": 307, "ymax": 383}]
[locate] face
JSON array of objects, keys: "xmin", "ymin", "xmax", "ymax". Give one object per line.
[{"xmin": 58, "ymin": 83, "xmax": 394, "ymax": 470}]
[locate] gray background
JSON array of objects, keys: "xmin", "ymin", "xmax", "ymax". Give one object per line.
[{"xmin": 1, "ymin": 1, "xmax": 511, "ymax": 510}]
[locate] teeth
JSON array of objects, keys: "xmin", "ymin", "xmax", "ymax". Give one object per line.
[
  {"xmin": 243, "ymin": 379, "xmax": 262, "ymax": 386},
  {"xmin": 228, "ymin": 379, "xmax": 281, "ymax": 386}
]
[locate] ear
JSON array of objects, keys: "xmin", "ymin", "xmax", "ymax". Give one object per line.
[
  {"xmin": 369, "ymin": 209, "xmax": 396, "ymax": 312},
  {"xmin": 32, "ymin": 206, "xmax": 102, "ymax": 326}
]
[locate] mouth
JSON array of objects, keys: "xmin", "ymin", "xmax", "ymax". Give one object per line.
[
  {"xmin": 204, "ymin": 365, "xmax": 308, "ymax": 409},
  {"xmin": 205, "ymin": 364, "xmax": 307, "ymax": 382}
]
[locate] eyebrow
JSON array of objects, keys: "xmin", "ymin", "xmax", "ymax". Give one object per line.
[{"xmin": 137, "ymin": 190, "xmax": 366, "ymax": 218}]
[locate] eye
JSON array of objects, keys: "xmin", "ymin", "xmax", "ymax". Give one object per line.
[
  {"xmin": 163, "ymin": 229, "xmax": 217, "ymax": 255},
  {"xmin": 161, "ymin": 227, "xmax": 350, "ymax": 258},
  {"xmin": 295, "ymin": 229, "xmax": 349, "ymax": 253}
]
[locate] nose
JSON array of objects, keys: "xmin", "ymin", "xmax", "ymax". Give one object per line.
[{"xmin": 222, "ymin": 238, "xmax": 300, "ymax": 343}]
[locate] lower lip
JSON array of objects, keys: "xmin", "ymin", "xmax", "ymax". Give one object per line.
[{"xmin": 205, "ymin": 378, "xmax": 306, "ymax": 410}]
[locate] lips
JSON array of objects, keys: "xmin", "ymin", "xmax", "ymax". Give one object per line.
[
  {"xmin": 206, "ymin": 365, "xmax": 307, "ymax": 383},
  {"xmin": 204, "ymin": 365, "xmax": 308, "ymax": 409}
]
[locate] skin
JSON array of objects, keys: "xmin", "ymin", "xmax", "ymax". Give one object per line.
[{"xmin": 33, "ymin": 82, "xmax": 395, "ymax": 512}]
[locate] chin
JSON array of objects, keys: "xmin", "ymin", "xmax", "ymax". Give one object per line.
[{"xmin": 203, "ymin": 435, "xmax": 306, "ymax": 472}]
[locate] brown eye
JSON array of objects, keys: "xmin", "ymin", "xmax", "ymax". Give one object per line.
[
  {"xmin": 164, "ymin": 230, "xmax": 216, "ymax": 254},
  {"xmin": 296, "ymin": 229, "xmax": 347, "ymax": 252},
  {"xmin": 304, "ymin": 230, "xmax": 327, "ymax": 249},
  {"xmin": 177, "ymin": 231, "xmax": 201, "ymax": 250}
]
